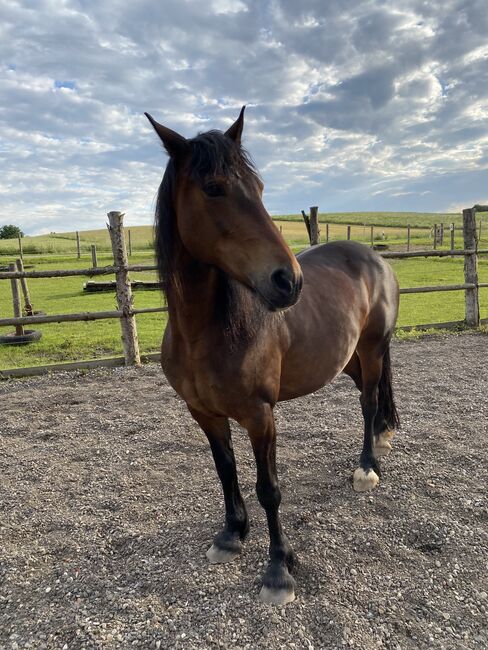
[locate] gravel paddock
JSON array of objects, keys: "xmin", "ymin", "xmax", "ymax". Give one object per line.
[{"xmin": 1, "ymin": 333, "xmax": 487, "ymax": 649}]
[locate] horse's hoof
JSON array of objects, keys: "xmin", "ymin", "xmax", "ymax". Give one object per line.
[
  {"xmin": 259, "ymin": 585, "xmax": 296, "ymax": 605},
  {"xmin": 206, "ymin": 543, "xmax": 240, "ymax": 564},
  {"xmin": 353, "ymin": 467, "xmax": 380, "ymax": 492}
]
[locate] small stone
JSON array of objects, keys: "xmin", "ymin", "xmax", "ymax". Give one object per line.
[{"xmin": 350, "ymin": 568, "xmax": 358, "ymax": 576}]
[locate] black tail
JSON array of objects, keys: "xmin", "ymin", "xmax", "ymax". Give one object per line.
[{"xmin": 375, "ymin": 345, "xmax": 400, "ymax": 433}]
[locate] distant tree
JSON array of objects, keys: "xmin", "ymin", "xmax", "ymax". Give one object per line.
[{"xmin": 0, "ymin": 225, "xmax": 24, "ymax": 239}]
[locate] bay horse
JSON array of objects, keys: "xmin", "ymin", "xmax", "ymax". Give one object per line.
[{"xmin": 145, "ymin": 107, "xmax": 399, "ymax": 605}]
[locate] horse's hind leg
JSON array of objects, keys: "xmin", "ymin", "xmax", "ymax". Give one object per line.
[
  {"xmin": 189, "ymin": 408, "xmax": 249, "ymax": 564},
  {"xmin": 344, "ymin": 351, "xmax": 397, "ymax": 459},
  {"xmin": 372, "ymin": 346, "xmax": 399, "ymax": 459},
  {"xmin": 352, "ymin": 347, "xmax": 384, "ymax": 492}
]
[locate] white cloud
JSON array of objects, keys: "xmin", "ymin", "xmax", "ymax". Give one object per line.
[{"xmin": 0, "ymin": 0, "xmax": 487, "ymax": 234}]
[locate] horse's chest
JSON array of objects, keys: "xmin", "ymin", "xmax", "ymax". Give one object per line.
[{"xmin": 162, "ymin": 334, "xmax": 279, "ymax": 418}]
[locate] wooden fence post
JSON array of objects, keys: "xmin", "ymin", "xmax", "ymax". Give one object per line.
[
  {"xmin": 407, "ymin": 224, "xmax": 411, "ymax": 252},
  {"xmin": 128, "ymin": 229, "xmax": 133, "ymax": 256},
  {"xmin": 440, "ymin": 222, "xmax": 444, "ymax": 246},
  {"xmin": 9, "ymin": 263, "xmax": 24, "ymax": 336},
  {"xmin": 370, "ymin": 225, "xmax": 374, "ymax": 247},
  {"xmin": 347, "ymin": 225, "xmax": 351, "ymax": 241},
  {"xmin": 301, "ymin": 207, "xmax": 320, "ymax": 245},
  {"xmin": 107, "ymin": 211, "xmax": 141, "ymax": 366},
  {"xmin": 301, "ymin": 210, "xmax": 311, "ymax": 243},
  {"xmin": 76, "ymin": 231, "xmax": 81, "ymax": 259},
  {"xmin": 16, "ymin": 259, "xmax": 33, "ymax": 316},
  {"xmin": 309, "ymin": 206, "xmax": 320, "ymax": 245},
  {"xmin": 18, "ymin": 235, "xmax": 23, "ymax": 260},
  {"xmin": 433, "ymin": 224, "xmax": 437, "ymax": 250},
  {"xmin": 463, "ymin": 208, "xmax": 479, "ymax": 327},
  {"xmin": 450, "ymin": 223, "xmax": 455, "ymax": 258},
  {"xmin": 325, "ymin": 223, "xmax": 329, "ymax": 243},
  {"xmin": 91, "ymin": 244, "xmax": 98, "ymax": 268}
]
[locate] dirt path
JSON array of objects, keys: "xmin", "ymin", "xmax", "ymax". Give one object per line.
[{"xmin": 1, "ymin": 333, "xmax": 487, "ymax": 649}]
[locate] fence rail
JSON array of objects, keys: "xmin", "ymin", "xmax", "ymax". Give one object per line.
[
  {"xmin": 0, "ymin": 206, "xmax": 486, "ymax": 368},
  {"xmin": 0, "ymin": 264, "xmax": 158, "ymax": 280}
]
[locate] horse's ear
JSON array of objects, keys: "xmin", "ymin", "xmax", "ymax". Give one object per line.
[
  {"xmin": 225, "ymin": 106, "xmax": 245, "ymax": 145},
  {"xmin": 144, "ymin": 112, "xmax": 189, "ymax": 159}
]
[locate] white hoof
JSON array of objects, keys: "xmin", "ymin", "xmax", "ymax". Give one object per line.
[
  {"xmin": 206, "ymin": 543, "xmax": 240, "ymax": 564},
  {"xmin": 353, "ymin": 467, "xmax": 380, "ymax": 492},
  {"xmin": 259, "ymin": 585, "xmax": 296, "ymax": 605}
]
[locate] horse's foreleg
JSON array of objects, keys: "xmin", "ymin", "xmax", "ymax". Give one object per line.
[
  {"xmin": 245, "ymin": 405, "xmax": 296, "ymax": 605},
  {"xmin": 353, "ymin": 352, "xmax": 383, "ymax": 492},
  {"xmin": 189, "ymin": 408, "xmax": 249, "ymax": 564}
]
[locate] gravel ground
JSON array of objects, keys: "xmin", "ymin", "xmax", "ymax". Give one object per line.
[{"xmin": 0, "ymin": 333, "xmax": 487, "ymax": 650}]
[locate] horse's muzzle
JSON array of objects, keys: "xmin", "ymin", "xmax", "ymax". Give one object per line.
[{"xmin": 258, "ymin": 267, "xmax": 303, "ymax": 311}]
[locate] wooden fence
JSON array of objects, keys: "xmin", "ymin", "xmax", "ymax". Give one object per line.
[
  {"xmin": 0, "ymin": 207, "xmax": 487, "ymax": 370},
  {"xmin": 300, "ymin": 208, "xmax": 485, "ymax": 252}
]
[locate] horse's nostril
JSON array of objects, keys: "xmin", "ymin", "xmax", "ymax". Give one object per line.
[{"xmin": 271, "ymin": 268, "xmax": 294, "ymax": 296}]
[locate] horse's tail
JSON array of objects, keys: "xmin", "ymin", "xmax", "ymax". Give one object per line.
[{"xmin": 376, "ymin": 345, "xmax": 400, "ymax": 432}]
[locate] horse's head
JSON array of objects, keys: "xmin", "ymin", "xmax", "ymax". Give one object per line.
[{"xmin": 145, "ymin": 108, "xmax": 303, "ymax": 311}]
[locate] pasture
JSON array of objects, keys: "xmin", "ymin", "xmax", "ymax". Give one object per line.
[
  {"xmin": 1, "ymin": 248, "xmax": 488, "ymax": 370},
  {"xmin": 1, "ymin": 334, "xmax": 486, "ymax": 648},
  {"xmin": 3, "ymin": 209, "xmax": 487, "ymax": 257}
]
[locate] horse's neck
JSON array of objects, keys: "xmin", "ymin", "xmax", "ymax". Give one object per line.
[
  {"xmin": 166, "ymin": 258, "xmax": 220, "ymax": 342},
  {"xmin": 166, "ymin": 255, "xmax": 273, "ymax": 348}
]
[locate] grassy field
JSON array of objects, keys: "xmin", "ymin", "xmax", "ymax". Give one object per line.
[
  {"xmin": 0, "ymin": 252, "xmax": 166, "ymax": 369},
  {"xmin": 1, "ymin": 240, "xmax": 487, "ymax": 369},
  {"xmin": 2, "ymin": 211, "xmax": 487, "ymax": 256},
  {"xmin": 279, "ymin": 211, "xmax": 465, "ymax": 228},
  {"xmin": 1, "ymin": 211, "xmax": 487, "ymax": 369}
]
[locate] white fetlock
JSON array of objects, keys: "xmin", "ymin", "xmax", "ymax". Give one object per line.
[
  {"xmin": 353, "ymin": 467, "xmax": 380, "ymax": 492},
  {"xmin": 259, "ymin": 585, "xmax": 296, "ymax": 605},
  {"xmin": 373, "ymin": 440, "xmax": 392, "ymax": 459},
  {"xmin": 373, "ymin": 430, "xmax": 394, "ymax": 459},
  {"xmin": 206, "ymin": 543, "xmax": 240, "ymax": 564}
]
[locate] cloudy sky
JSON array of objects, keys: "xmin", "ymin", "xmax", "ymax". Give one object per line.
[{"xmin": 1, "ymin": 0, "xmax": 487, "ymax": 235}]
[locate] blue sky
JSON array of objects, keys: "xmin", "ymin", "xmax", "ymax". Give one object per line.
[{"xmin": 1, "ymin": 0, "xmax": 487, "ymax": 234}]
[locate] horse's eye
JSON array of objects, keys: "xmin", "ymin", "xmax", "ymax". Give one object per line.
[{"xmin": 202, "ymin": 182, "xmax": 225, "ymax": 197}]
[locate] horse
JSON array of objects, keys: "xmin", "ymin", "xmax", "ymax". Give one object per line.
[{"xmin": 145, "ymin": 107, "xmax": 400, "ymax": 605}]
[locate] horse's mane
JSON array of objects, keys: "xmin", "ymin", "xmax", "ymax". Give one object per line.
[{"xmin": 154, "ymin": 130, "xmax": 274, "ymax": 345}]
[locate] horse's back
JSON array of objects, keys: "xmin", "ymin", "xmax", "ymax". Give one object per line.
[
  {"xmin": 278, "ymin": 241, "xmax": 398, "ymax": 400},
  {"xmin": 297, "ymin": 241, "xmax": 398, "ymax": 326},
  {"xmin": 297, "ymin": 240, "xmax": 392, "ymax": 284}
]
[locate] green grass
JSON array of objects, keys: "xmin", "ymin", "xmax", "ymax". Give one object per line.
[
  {"xmin": 1, "ymin": 238, "xmax": 487, "ymax": 370},
  {"xmin": 392, "ymin": 257, "xmax": 488, "ymax": 327},
  {"xmin": 2, "ymin": 212, "xmax": 486, "ymax": 257},
  {"xmin": 0, "ymin": 226, "xmax": 155, "ymax": 256},
  {"xmin": 279, "ymin": 210, "xmax": 488, "ymax": 229},
  {"xmin": 0, "ymin": 252, "xmax": 166, "ymax": 369}
]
